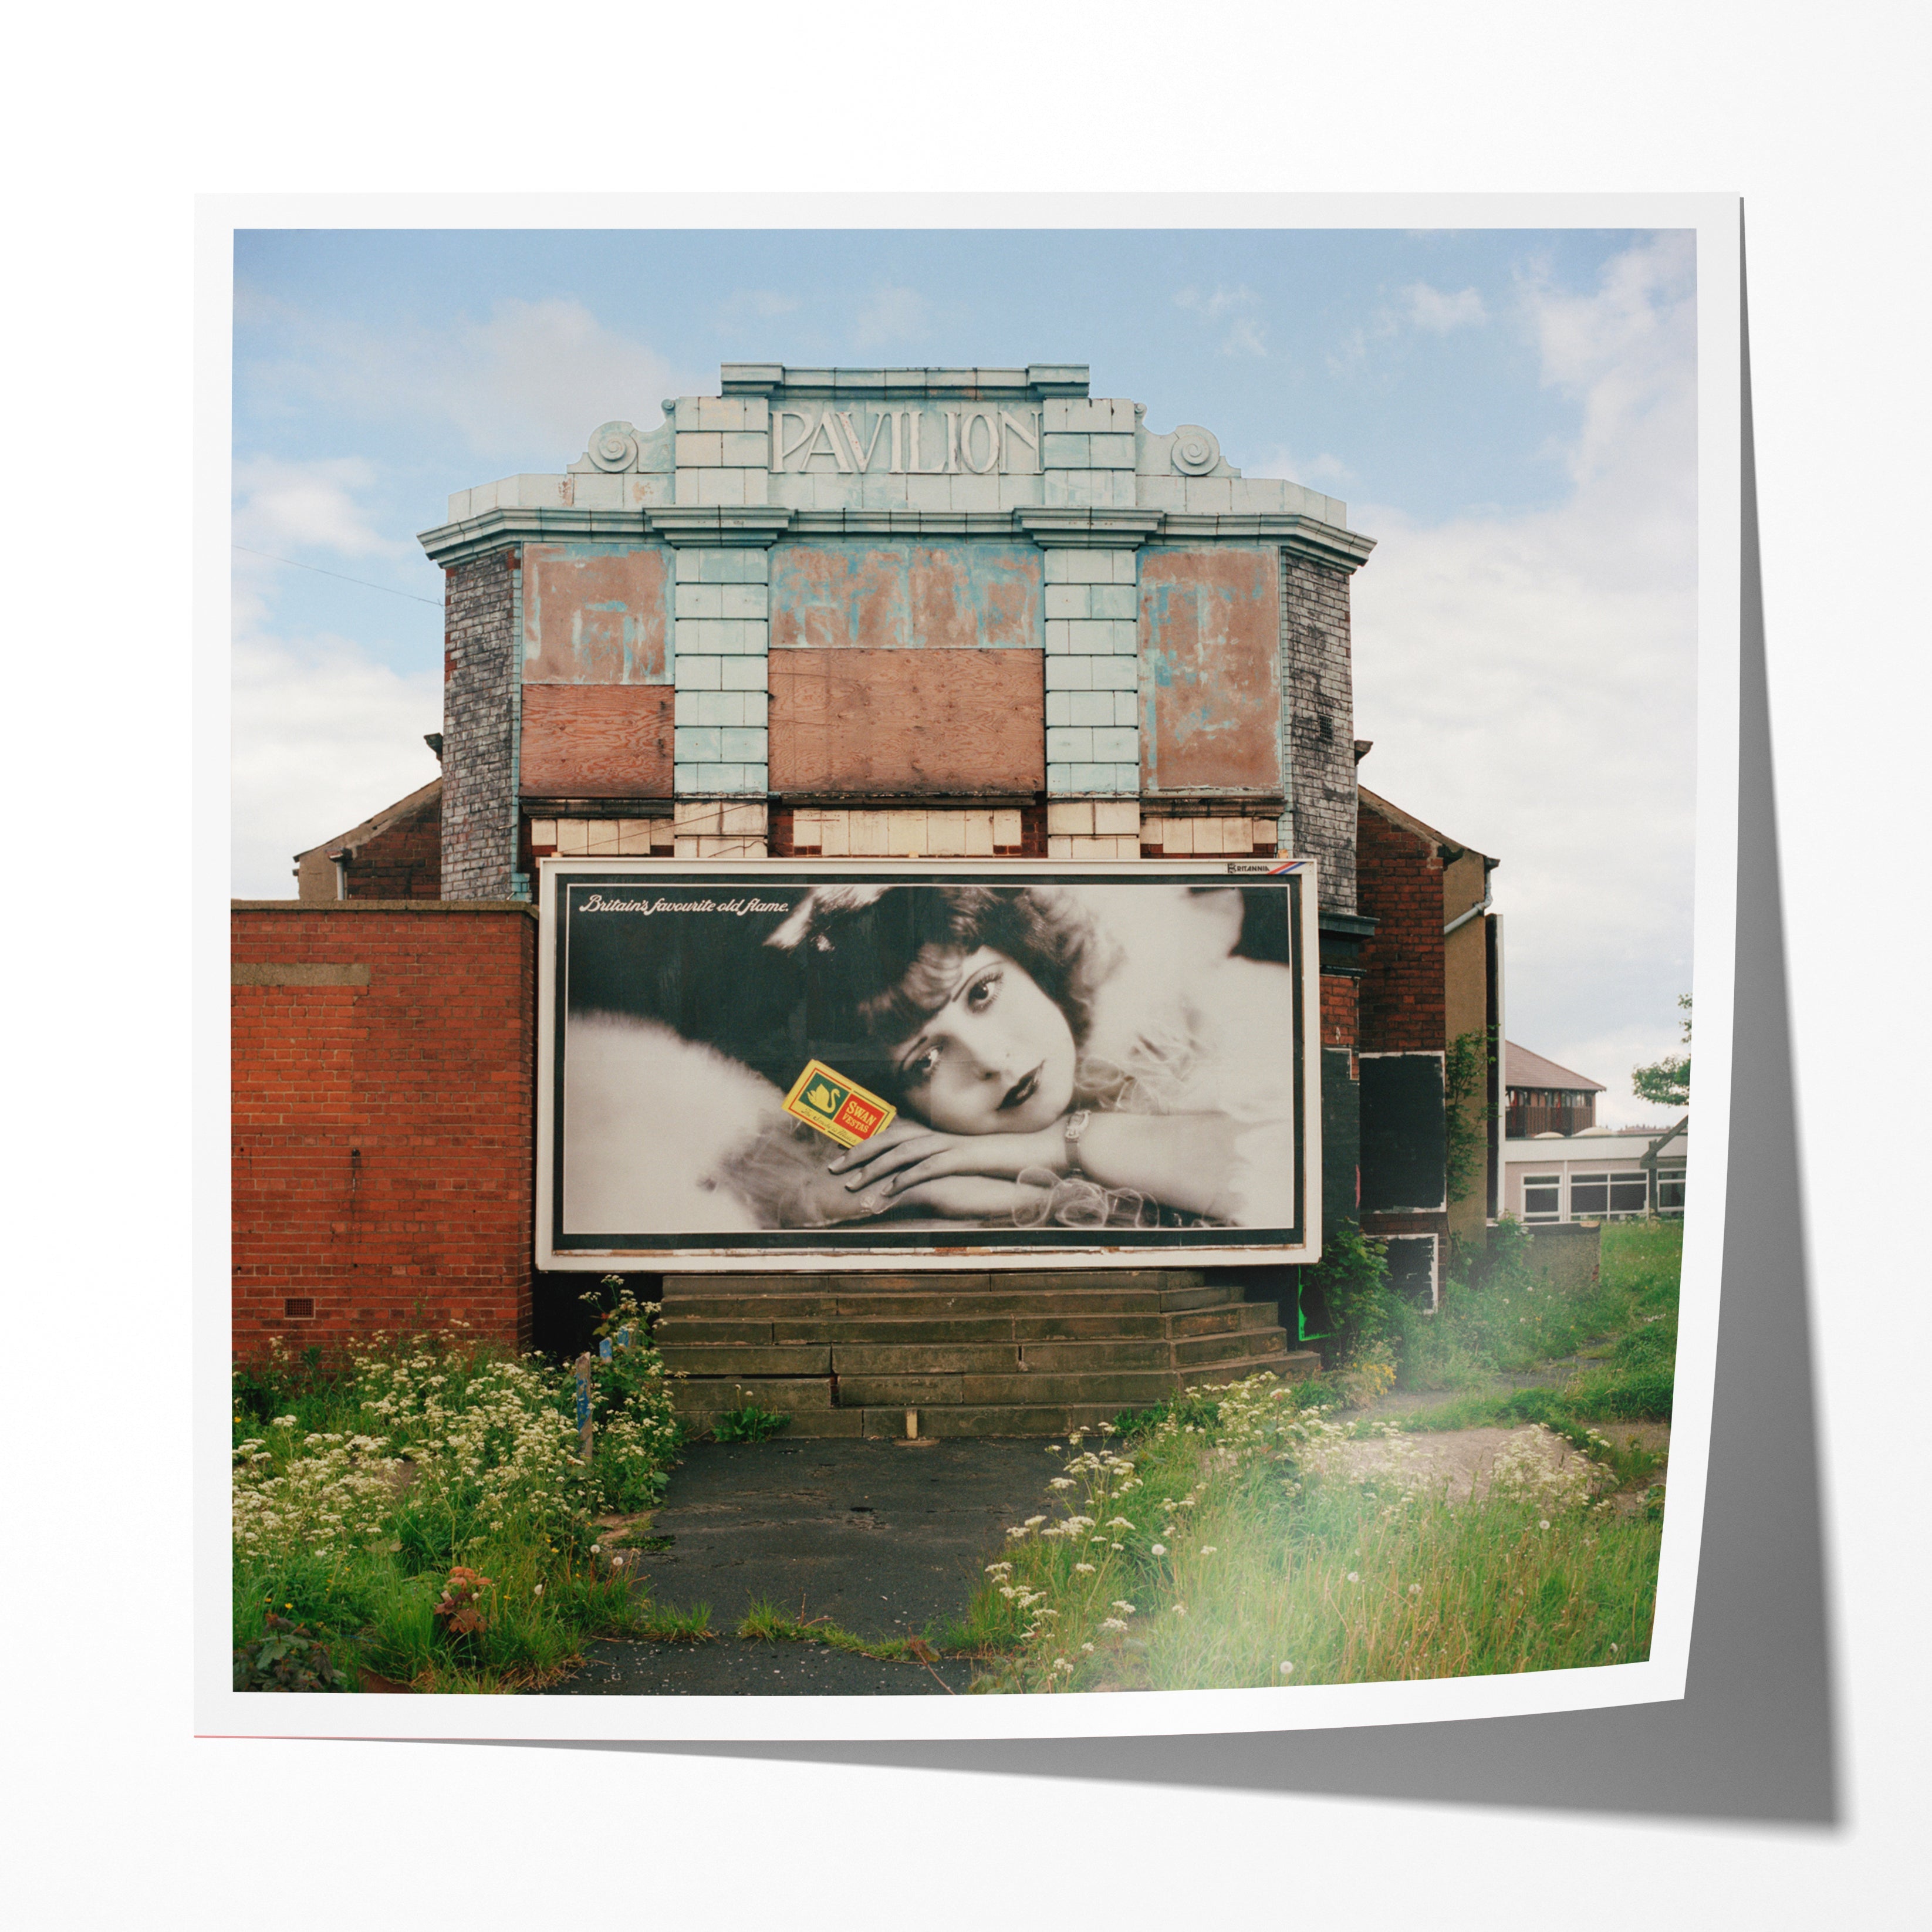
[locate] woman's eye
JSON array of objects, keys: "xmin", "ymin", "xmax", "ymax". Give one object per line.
[
  {"xmin": 967, "ymin": 971, "xmax": 1001, "ymax": 1009},
  {"xmin": 906, "ymin": 1047, "xmax": 939, "ymax": 1083}
]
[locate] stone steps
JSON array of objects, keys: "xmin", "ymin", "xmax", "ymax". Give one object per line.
[{"xmin": 657, "ymin": 1268, "xmax": 1319, "ymax": 1438}]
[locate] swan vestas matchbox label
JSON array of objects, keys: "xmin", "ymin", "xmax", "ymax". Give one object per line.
[{"xmin": 782, "ymin": 1060, "xmax": 897, "ymax": 1148}]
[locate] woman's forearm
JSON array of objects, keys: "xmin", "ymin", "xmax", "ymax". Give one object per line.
[{"xmin": 1064, "ymin": 1112, "xmax": 1241, "ymax": 1220}]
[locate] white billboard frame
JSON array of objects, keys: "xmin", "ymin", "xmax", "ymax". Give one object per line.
[{"xmin": 535, "ymin": 855, "xmax": 1323, "ymax": 1273}]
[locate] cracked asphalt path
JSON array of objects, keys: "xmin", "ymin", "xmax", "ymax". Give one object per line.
[{"xmin": 550, "ymin": 1437, "xmax": 1061, "ymax": 1697}]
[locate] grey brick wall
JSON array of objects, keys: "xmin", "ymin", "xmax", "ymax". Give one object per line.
[
  {"xmin": 440, "ymin": 552, "xmax": 519, "ymax": 900},
  {"xmin": 1280, "ymin": 552, "xmax": 1357, "ymax": 914}
]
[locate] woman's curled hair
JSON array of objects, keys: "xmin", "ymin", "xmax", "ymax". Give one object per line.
[{"xmin": 767, "ymin": 886, "xmax": 1112, "ymax": 1100}]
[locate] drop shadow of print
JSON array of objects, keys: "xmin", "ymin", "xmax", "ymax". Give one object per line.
[{"xmin": 482, "ymin": 226, "xmax": 1840, "ymax": 1825}]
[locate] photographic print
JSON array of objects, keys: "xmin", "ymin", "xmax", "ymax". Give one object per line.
[{"xmin": 210, "ymin": 198, "xmax": 1737, "ymax": 1740}]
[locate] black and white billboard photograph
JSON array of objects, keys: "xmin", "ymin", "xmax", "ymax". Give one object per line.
[{"xmin": 542, "ymin": 865, "xmax": 1318, "ymax": 1266}]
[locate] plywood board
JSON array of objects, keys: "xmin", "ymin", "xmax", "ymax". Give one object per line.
[
  {"xmin": 769, "ymin": 648, "xmax": 1044, "ymax": 795},
  {"xmin": 520, "ymin": 684, "xmax": 674, "ymax": 798}
]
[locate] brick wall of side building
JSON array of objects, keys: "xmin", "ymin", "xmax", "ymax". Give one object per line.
[
  {"xmin": 441, "ymin": 552, "xmax": 521, "ymax": 899},
  {"xmin": 1355, "ymin": 800, "xmax": 1445, "ymax": 1052},
  {"xmin": 1319, "ymin": 970, "xmax": 1359, "ymax": 1066},
  {"xmin": 1353, "ymin": 793, "xmax": 1450, "ymax": 1294},
  {"xmin": 1281, "ymin": 553, "xmax": 1357, "ymax": 914},
  {"xmin": 343, "ymin": 794, "xmax": 442, "ymax": 899},
  {"xmin": 231, "ymin": 903, "xmax": 536, "ymax": 1357}
]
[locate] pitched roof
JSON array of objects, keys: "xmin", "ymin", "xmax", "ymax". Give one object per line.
[
  {"xmin": 293, "ymin": 776, "xmax": 442, "ymax": 865},
  {"xmin": 1504, "ymin": 1042, "xmax": 1606, "ymax": 1093},
  {"xmin": 1357, "ymin": 785, "xmax": 1494, "ymax": 865}
]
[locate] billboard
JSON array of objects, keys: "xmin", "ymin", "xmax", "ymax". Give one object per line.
[{"xmin": 536, "ymin": 859, "xmax": 1322, "ymax": 1270}]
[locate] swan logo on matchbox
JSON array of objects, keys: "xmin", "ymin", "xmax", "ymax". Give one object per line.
[{"xmin": 782, "ymin": 1060, "xmax": 897, "ymax": 1148}]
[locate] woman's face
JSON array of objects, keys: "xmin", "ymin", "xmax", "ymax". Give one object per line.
[{"xmin": 889, "ymin": 947, "xmax": 1076, "ymax": 1135}]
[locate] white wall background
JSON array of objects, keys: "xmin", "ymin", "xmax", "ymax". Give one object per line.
[{"xmin": 11, "ymin": 5, "xmax": 1925, "ymax": 1925}]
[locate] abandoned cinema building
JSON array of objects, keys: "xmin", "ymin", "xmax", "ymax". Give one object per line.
[{"xmin": 235, "ymin": 364, "xmax": 1506, "ymax": 1432}]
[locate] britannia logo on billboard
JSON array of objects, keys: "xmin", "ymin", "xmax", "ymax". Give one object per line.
[{"xmin": 536, "ymin": 860, "xmax": 1322, "ymax": 1271}]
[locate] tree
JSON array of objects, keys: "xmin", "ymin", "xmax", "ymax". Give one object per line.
[{"xmin": 1632, "ymin": 995, "xmax": 1691, "ymax": 1108}]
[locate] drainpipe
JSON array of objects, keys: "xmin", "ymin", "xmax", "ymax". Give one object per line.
[{"xmin": 1443, "ymin": 881, "xmax": 1492, "ymax": 938}]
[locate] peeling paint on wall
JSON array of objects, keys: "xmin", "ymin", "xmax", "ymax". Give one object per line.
[
  {"xmin": 1139, "ymin": 546, "xmax": 1282, "ymax": 795},
  {"xmin": 522, "ymin": 543, "xmax": 672, "ymax": 684},
  {"xmin": 769, "ymin": 540, "xmax": 1042, "ymax": 651}
]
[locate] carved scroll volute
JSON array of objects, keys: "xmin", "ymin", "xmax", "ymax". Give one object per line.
[
  {"xmin": 1170, "ymin": 425, "xmax": 1222, "ymax": 475},
  {"xmin": 583, "ymin": 421, "xmax": 641, "ymax": 473}
]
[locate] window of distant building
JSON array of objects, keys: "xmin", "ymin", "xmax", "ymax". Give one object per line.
[
  {"xmin": 1656, "ymin": 1166, "xmax": 1687, "ymax": 1217},
  {"xmin": 1523, "ymin": 1174, "xmax": 1562, "ymax": 1222},
  {"xmin": 1570, "ymin": 1170, "xmax": 1650, "ymax": 1219}
]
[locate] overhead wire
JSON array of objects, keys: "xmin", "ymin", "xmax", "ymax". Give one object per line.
[{"xmin": 232, "ymin": 544, "xmax": 444, "ymax": 607}]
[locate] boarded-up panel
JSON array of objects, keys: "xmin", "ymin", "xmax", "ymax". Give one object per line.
[
  {"xmin": 520, "ymin": 685, "xmax": 674, "ymax": 798},
  {"xmin": 769, "ymin": 649, "xmax": 1043, "ymax": 795},
  {"xmin": 1359, "ymin": 1053, "xmax": 1447, "ymax": 1214},
  {"xmin": 523, "ymin": 543, "xmax": 671, "ymax": 683},
  {"xmin": 1139, "ymin": 547, "xmax": 1282, "ymax": 793},
  {"xmin": 769, "ymin": 541, "xmax": 1041, "ymax": 651}
]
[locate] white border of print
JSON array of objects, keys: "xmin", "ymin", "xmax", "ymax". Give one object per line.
[
  {"xmin": 195, "ymin": 190, "xmax": 1738, "ymax": 1745},
  {"xmin": 536, "ymin": 856, "xmax": 1323, "ymax": 1272}
]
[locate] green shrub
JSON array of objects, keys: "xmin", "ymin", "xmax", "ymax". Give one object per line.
[
  {"xmin": 1303, "ymin": 1221, "xmax": 1397, "ymax": 1365},
  {"xmin": 580, "ymin": 1276, "xmax": 685, "ymax": 1510},
  {"xmin": 233, "ymin": 1613, "xmax": 350, "ymax": 1693}
]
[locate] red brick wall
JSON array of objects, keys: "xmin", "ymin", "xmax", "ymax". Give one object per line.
[
  {"xmin": 1319, "ymin": 968, "xmax": 1359, "ymax": 1082},
  {"xmin": 1319, "ymin": 970, "xmax": 1356, "ymax": 1048},
  {"xmin": 343, "ymin": 796, "xmax": 441, "ymax": 900},
  {"xmin": 231, "ymin": 904, "xmax": 536, "ymax": 1358},
  {"xmin": 1356, "ymin": 802, "xmax": 1445, "ymax": 1053}
]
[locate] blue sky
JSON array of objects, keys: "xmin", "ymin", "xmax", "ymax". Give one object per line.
[{"xmin": 231, "ymin": 224, "xmax": 1698, "ymax": 1119}]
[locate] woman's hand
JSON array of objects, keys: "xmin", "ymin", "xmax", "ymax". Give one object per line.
[
  {"xmin": 825, "ymin": 1116, "xmax": 1065, "ymax": 1203},
  {"xmin": 884, "ymin": 1174, "xmax": 1054, "ymax": 1221}
]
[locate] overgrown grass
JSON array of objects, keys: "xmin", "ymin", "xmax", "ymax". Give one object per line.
[
  {"xmin": 231, "ymin": 1282, "xmax": 687, "ymax": 1693},
  {"xmin": 1393, "ymin": 1217, "xmax": 1681, "ymax": 1403},
  {"xmin": 968, "ymin": 1375, "xmax": 1659, "ymax": 1694}
]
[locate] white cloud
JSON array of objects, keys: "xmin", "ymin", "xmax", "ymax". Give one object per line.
[
  {"xmin": 231, "ymin": 627, "xmax": 442, "ymax": 899},
  {"xmin": 232, "ymin": 455, "xmax": 403, "ymax": 560},
  {"xmin": 1403, "ymin": 282, "xmax": 1487, "ymax": 332},
  {"xmin": 256, "ymin": 297, "xmax": 691, "ymax": 468},
  {"xmin": 1245, "ymin": 444, "xmax": 1353, "ymax": 490},
  {"xmin": 851, "ymin": 284, "xmax": 930, "ymax": 346},
  {"xmin": 1348, "ymin": 237, "xmax": 1698, "ymax": 1113},
  {"xmin": 1176, "ymin": 285, "xmax": 1267, "ymax": 356},
  {"xmin": 432, "ymin": 298, "xmax": 685, "ymax": 461}
]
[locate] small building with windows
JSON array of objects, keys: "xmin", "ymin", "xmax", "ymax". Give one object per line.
[
  {"xmin": 1504, "ymin": 1041, "xmax": 1606, "ymax": 1139},
  {"xmin": 1502, "ymin": 1120, "xmax": 1688, "ymax": 1225}
]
